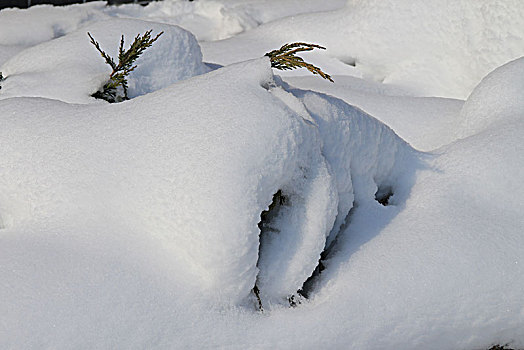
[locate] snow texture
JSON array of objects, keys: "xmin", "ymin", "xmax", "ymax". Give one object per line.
[
  {"xmin": 0, "ymin": 18, "xmax": 209, "ymax": 103},
  {"xmin": 459, "ymin": 57, "xmax": 524, "ymax": 138},
  {"xmin": 1, "ymin": 1, "xmax": 524, "ymax": 349},
  {"xmin": 201, "ymin": 0, "xmax": 524, "ymax": 99}
]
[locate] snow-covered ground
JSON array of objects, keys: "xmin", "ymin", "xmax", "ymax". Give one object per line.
[{"xmin": 1, "ymin": 1, "xmax": 524, "ymax": 349}]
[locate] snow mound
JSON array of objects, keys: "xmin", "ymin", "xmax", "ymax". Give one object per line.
[
  {"xmin": 0, "ymin": 2, "xmax": 108, "ymax": 47},
  {"xmin": 3, "ymin": 2, "xmax": 523, "ymax": 348},
  {"xmin": 284, "ymin": 75, "xmax": 464, "ymax": 152},
  {"xmin": 459, "ymin": 56, "xmax": 524, "ymax": 138},
  {"xmin": 0, "ymin": 18, "xmax": 210, "ymax": 103},
  {"xmin": 105, "ymin": 0, "xmax": 347, "ymax": 42},
  {"xmin": 341, "ymin": 0, "xmax": 524, "ymax": 98},
  {"xmin": 0, "ymin": 56, "xmax": 414, "ymax": 311},
  {"xmin": 318, "ymin": 103, "xmax": 524, "ymax": 350},
  {"xmin": 256, "ymin": 86, "xmax": 415, "ymax": 304},
  {"xmin": 106, "ymin": 0, "xmax": 259, "ymax": 42},
  {"xmin": 202, "ymin": 0, "xmax": 524, "ymax": 99},
  {"xmin": 296, "ymin": 90, "xmax": 415, "ymax": 245},
  {"xmin": 0, "ymin": 58, "xmax": 329, "ymax": 307}
]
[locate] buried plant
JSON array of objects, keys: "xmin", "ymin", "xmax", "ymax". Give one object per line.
[
  {"xmin": 0, "ymin": 72, "xmax": 4, "ymax": 90},
  {"xmin": 265, "ymin": 42, "xmax": 334, "ymax": 82},
  {"xmin": 88, "ymin": 30, "xmax": 163, "ymax": 103}
]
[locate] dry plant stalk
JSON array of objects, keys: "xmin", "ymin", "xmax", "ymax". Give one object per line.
[{"xmin": 265, "ymin": 42, "xmax": 334, "ymax": 82}]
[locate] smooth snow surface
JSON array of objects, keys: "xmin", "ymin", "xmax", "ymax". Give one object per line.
[
  {"xmin": 1, "ymin": 1, "xmax": 524, "ymax": 349},
  {"xmin": 459, "ymin": 57, "xmax": 524, "ymax": 138}
]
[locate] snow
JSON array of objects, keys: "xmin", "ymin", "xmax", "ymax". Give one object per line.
[
  {"xmin": 459, "ymin": 57, "xmax": 524, "ymax": 138},
  {"xmin": 201, "ymin": 0, "xmax": 524, "ymax": 99},
  {"xmin": 1, "ymin": 1, "xmax": 524, "ymax": 349},
  {"xmin": 283, "ymin": 75, "xmax": 464, "ymax": 151},
  {"xmin": 0, "ymin": 18, "xmax": 209, "ymax": 103}
]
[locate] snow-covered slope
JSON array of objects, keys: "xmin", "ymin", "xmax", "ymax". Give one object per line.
[
  {"xmin": 0, "ymin": 55, "xmax": 417, "ymax": 347},
  {"xmin": 0, "ymin": 18, "xmax": 209, "ymax": 103},
  {"xmin": 459, "ymin": 57, "xmax": 524, "ymax": 138},
  {"xmin": 201, "ymin": 0, "xmax": 524, "ymax": 99},
  {"xmin": 1, "ymin": 1, "xmax": 523, "ymax": 349}
]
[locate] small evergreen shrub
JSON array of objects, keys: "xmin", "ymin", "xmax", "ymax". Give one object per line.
[
  {"xmin": 88, "ymin": 30, "xmax": 163, "ymax": 103},
  {"xmin": 265, "ymin": 42, "xmax": 334, "ymax": 82}
]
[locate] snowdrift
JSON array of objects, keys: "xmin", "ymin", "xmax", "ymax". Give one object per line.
[
  {"xmin": 201, "ymin": 0, "xmax": 524, "ymax": 99},
  {"xmin": 1, "ymin": 1, "xmax": 524, "ymax": 349},
  {"xmin": 0, "ymin": 18, "xmax": 209, "ymax": 103},
  {"xmin": 459, "ymin": 57, "xmax": 524, "ymax": 137},
  {"xmin": 0, "ymin": 55, "xmax": 414, "ymax": 309}
]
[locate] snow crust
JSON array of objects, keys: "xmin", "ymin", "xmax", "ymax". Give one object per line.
[{"xmin": 1, "ymin": 1, "xmax": 524, "ymax": 349}]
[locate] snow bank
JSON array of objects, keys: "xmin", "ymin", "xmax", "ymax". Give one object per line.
[
  {"xmin": 0, "ymin": 18, "xmax": 209, "ymax": 103},
  {"xmin": 139, "ymin": 59, "xmax": 523, "ymax": 350},
  {"xmin": 0, "ymin": 58, "xmax": 330, "ymax": 308},
  {"xmin": 297, "ymin": 91, "xmax": 416, "ymax": 245},
  {"xmin": 309, "ymin": 107, "xmax": 524, "ymax": 350},
  {"xmin": 102, "ymin": 0, "xmax": 347, "ymax": 42},
  {"xmin": 0, "ymin": 2, "xmax": 107, "ymax": 47},
  {"xmin": 0, "ymin": 54, "xmax": 414, "ymax": 313},
  {"xmin": 459, "ymin": 56, "xmax": 524, "ymax": 138},
  {"xmin": 202, "ymin": 0, "xmax": 524, "ymax": 99},
  {"xmin": 288, "ymin": 59, "xmax": 524, "ymax": 349},
  {"xmin": 256, "ymin": 86, "xmax": 415, "ymax": 303},
  {"xmin": 0, "ymin": 2, "xmax": 107, "ymax": 65},
  {"xmin": 105, "ymin": 0, "xmax": 259, "ymax": 42},
  {"xmin": 2, "ymin": 2, "xmax": 524, "ymax": 349},
  {"xmin": 285, "ymin": 75, "xmax": 464, "ymax": 151}
]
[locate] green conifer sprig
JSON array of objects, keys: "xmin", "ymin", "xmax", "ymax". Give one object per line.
[
  {"xmin": 265, "ymin": 42, "xmax": 334, "ymax": 82},
  {"xmin": 88, "ymin": 30, "xmax": 163, "ymax": 102}
]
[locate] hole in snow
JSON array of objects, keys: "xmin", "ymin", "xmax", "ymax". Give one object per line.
[
  {"xmin": 375, "ymin": 186, "xmax": 393, "ymax": 206},
  {"xmin": 253, "ymin": 189, "xmax": 288, "ymax": 311}
]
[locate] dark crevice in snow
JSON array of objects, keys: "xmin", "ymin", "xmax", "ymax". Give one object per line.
[
  {"xmin": 252, "ymin": 284, "xmax": 263, "ymax": 312},
  {"xmin": 287, "ymin": 294, "xmax": 302, "ymax": 307},
  {"xmin": 258, "ymin": 190, "xmax": 287, "ymax": 232},
  {"xmin": 261, "ymin": 79, "xmax": 277, "ymax": 91},
  {"xmin": 296, "ymin": 184, "xmax": 394, "ymax": 301},
  {"xmin": 52, "ymin": 24, "xmax": 67, "ymax": 39},
  {"xmin": 296, "ymin": 204, "xmax": 357, "ymax": 300},
  {"xmin": 339, "ymin": 56, "xmax": 357, "ymax": 67},
  {"xmin": 203, "ymin": 62, "xmax": 223, "ymax": 71},
  {"xmin": 254, "ymin": 189, "xmax": 288, "ymax": 311},
  {"xmin": 375, "ymin": 185, "xmax": 394, "ymax": 206}
]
